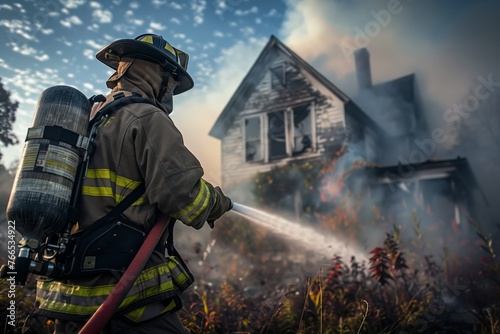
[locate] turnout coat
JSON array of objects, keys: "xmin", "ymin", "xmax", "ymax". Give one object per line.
[{"xmin": 35, "ymin": 58, "xmax": 231, "ymax": 323}]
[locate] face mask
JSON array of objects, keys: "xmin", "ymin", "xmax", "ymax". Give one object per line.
[
  {"xmin": 159, "ymin": 73, "xmax": 179, "ymax": 115},
  {"xmin": 106, "ymin": 58, "xmax": 135, "ymax": 89}
]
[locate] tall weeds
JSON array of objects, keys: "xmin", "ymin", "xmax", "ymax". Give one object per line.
[{"xmin": 1, "ymin": 214, "xmax": 499, "ymax": 333}]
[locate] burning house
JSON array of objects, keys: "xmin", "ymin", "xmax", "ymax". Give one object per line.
[{"xmin": 209, "ymin": 35, "xmax": 480, "ymax": 231}]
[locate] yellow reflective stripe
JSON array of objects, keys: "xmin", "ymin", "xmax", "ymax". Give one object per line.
[
  {"xmin": 81, "ymin": 186, "xmax": 144, "ymax": 205},
  {"xmin": 81, "ymin": 185, "xmax": 114, "ymax": 197},
  {"xmin": 36, "ymin": 280, "xmax": 174, "ymax": 315},
  {"xmin": 34, "ymin": 298, "xmax": 101, "ymax": 315},
  {"xmin": 119, "ymin": 194, "xmax": 144, "ymax": 205},
  {"xmin": 124, "ymin": 306, "xmax": 146, "ymax": 323},
  {"xmin": 82, "ymin": 169, "xmax": 143, "ymax": 205},
  {"xmin": 163, "ymin": 298, "xmax": 177, "ymax": 312},
  {"xmin": 167, "ymin": 256, "xmax": 191, "ymax": 289},
  {"xmin": 121, "ymin": 280, "xmax": 174, "ymax": 307},
  {"xmin": 86, "ymin": 169, "xmax": 141, "ymax": 189},
  {"xmin": 36, "ymin": 265, "xmax": 177, "ymax": 316},
  {"xmin": 141, "ymin": 35, "xmax": 154, "ymax": 44},
  {"xmin": 171, "ymin": 180, "xmax": 210, "ymax": 224},
  {"xmin": 37, "ymin": 264, "xmax": 170, "ymax": 298},
  {"xmin": 124, "ymin": 296, "xmax": 178, "ymax": 323},
  {"xmin": 164, "ymin": 42, "xmax": 176, "ymax": 56},
  {"xmin": 36, "ymin": 260, "xmax": 193, "ymax": 320},
  {"xmin": 191, "ymin": 182, "xmax": 210, "ymax": 221}
]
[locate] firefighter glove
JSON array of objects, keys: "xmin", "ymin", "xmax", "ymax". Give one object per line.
[{"xmin": 207, "ymin": 186, "xmax": 232, "ymax": 228}]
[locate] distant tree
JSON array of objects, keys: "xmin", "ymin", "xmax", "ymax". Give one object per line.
[{"xmin": 0, "ymin": 77, "xmax": 19, "ymax": 163}]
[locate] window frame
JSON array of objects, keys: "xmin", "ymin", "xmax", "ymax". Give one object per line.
[
  {"xmin": 290, "ymin": 103, "xmax": 315, "ymax": 156},
  {"xmin": 242, "ymin": 100, "xmax": 316, "ymax": 163},
  {"xmin": 243, "ymin": 114, "xmax": 265, "ymax": 163}
]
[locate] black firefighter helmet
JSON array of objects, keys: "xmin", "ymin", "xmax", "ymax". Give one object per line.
[{"xmin": 96, "ymin": 33, "xmax": 194, "ymax": 95}]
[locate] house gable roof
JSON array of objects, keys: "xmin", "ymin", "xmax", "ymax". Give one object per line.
[{"xmin": 209, "ymin": 35, "xmax": 368, "ymax": 139}]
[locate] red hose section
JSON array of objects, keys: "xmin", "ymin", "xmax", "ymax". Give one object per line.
[{"xmin": 79, "ymin": 215, "xmax": 171, "ymax": 334}]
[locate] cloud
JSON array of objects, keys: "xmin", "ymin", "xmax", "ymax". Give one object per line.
[
  {"xmin": 35, "ymin": 24, "xmax": 54, "ymax": 35},
  {"xmin": 11, "ymin": 44, "xmax": 49, "ymax": 61},
  {"xmin": 194, "ymin": 16, "xmax": 203, "ymax": 26},
  {"xmin": 114, "ymin": 24, "xmax": 136, "ymax": 35},
  {"xmin": 240, "ymin": 26, "xmax": 254, "ymax": 36},
  {"xmin": 35, "ymin": 54, "xmax": 49, "ymax": 61},
  {"xmin": 191, "ymin": 0, "xmax": 207, "ymax": 26},
  {"xmin": 214, "ymin": 0, "xmax": 251, "ymax": 17},
  {"xmin": 213, "ymin": 0, "xmax": 228, "ymax": 15},
  {"xmin": 131, "ymin": 18, "xmax": 143, "ymax": 26},
  {"xmin": 93, "ymin": 9, "xmax": 112, "ymax": 24},
  {"xmin": 203, "ymin": 42, "xmax": 216, "ymax": 50},
  {"xmin": 170, "ymin": 18, "xmax": 181, "ymax": 25},
  {"xmin": 0, "ymin": 4, "xmax": 12, "ymax": 10},
  {"xmin": 152, "ymin": 0, "xmax": 166, "ymax": 6},
  {"xmin": 150, "ymin": 22, "xmax": 166, "ymax": 30},
  {"xmin": 168, "ymin": 2, "xmax": 183, "ymax": 10},
  {"xmin": 83, "ymin": 82, "xmax": 94, "ymax": 90},
  {"xmin": 124, "ymin": 10, "xmax": 143, "ymax": 26},
  {"xmin": 85, "ymin": 39, "xmax": 102, "ymax": 49},
  {"xmin": 130, "ymin": 2, "xmax": 140, "ymax": 9},
  {"xmin": 60, "ymin": 0, "xmax": 86, "ymax": 9},
  {"xmin": 60, "ymin": 15, "xmax": 83, "ymax": 28},
  {"xmin": 0, "ymin": 19, "xmax": 39, "ymax": 42},
  {"xmin": 214, "ymin": 31, "xmax": 224, "ymax": 38},
  {"xmin": 89, "ymin": 1, "xmax": 101, "ymax": 8},
  {"xmin": 234, "ymin": 6, "xmax": 258, "ymax": 16},
  {"xmin": 267, "ymin": 8, "xmax": 279, "ymax": 17}
]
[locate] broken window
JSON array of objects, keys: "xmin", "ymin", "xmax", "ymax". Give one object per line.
[
  {"xmin": 243, "ymin": 103, "xmax": 314, "ymax": 163},
  {"xmin": 244, "ymin": 116, "xmax": 263, "ymax": 162},
  {"xmin": 292, "ymin": 104, "xmax": 313, "ymax": 154},
  {"xmin": 268, "ymin": 111, "xmax": 287, "ymax": 160}
]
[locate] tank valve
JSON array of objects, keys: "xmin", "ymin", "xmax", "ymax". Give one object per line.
[{"xmin": 0, "ymin": 238, "xmax": 61, "ymax": 285}]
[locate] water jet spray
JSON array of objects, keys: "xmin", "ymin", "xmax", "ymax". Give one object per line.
[{"xmin": 230, "ymin": 202, "xmax": 368, "ymax": 263}]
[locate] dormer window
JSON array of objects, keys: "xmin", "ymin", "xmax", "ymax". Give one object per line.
[{"xmin": 270, "ymin": 63, "xmax": 287, "ymax": 88}]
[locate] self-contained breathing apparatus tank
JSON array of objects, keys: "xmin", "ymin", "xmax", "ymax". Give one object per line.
[{"xmin": 3, "ymin": 85, "xmax": 92, "ymax": 284}]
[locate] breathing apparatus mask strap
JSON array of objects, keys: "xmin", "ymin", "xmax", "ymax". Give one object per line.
[{"xmin": 158, "ymin": 61, "xmax": 179, "ymax": 106}]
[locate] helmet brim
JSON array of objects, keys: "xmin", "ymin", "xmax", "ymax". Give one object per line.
[{"xmin": 96, "ymin": 39, "xmax": 194, "ymax": 95}]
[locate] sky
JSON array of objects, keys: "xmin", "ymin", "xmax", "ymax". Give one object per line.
[{"xmin": 1, "ymin": 0, "xmax": 500, "ymax": 189}]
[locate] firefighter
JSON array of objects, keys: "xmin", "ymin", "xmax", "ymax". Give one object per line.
[{"xmin": 35, "ymin": 34, "xmax": 233, "ymax": 333}]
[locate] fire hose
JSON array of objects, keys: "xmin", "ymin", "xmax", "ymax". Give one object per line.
[
  {"xmin": 78, "ymin": 214, "xmax": 172, "ymax": 334},
  {"xmin": 80, "ymin": 201, "xmax": 236, "ymax": 332}
]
